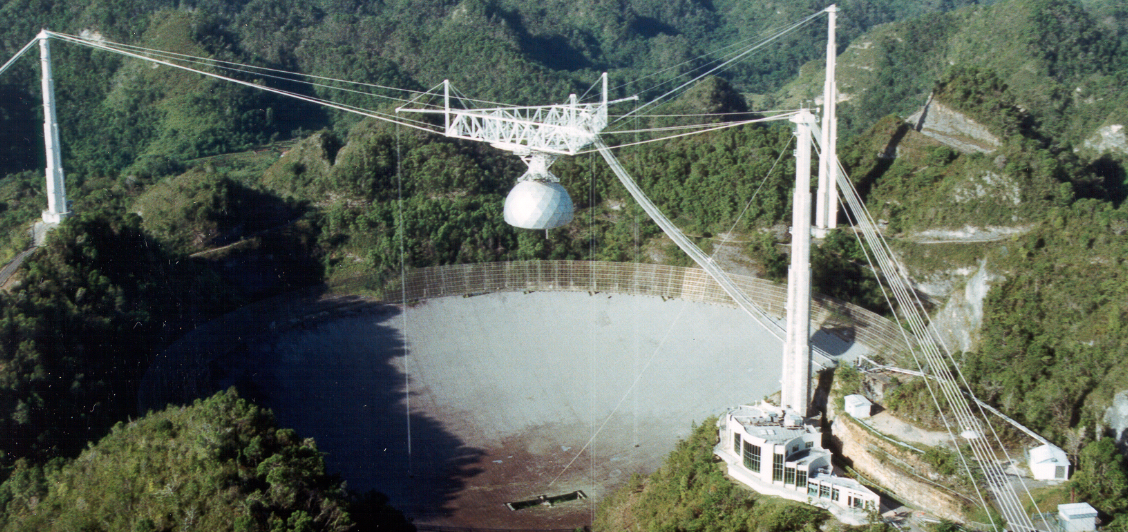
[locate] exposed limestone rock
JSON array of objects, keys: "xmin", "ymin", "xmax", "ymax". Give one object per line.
[
  {"xmin": 1104, "ymin": 390, "xmax": 1128, "ymax": 447},
  {"xmin": 929, "ymin": 260, "xmax": 1000, "ymax": 354},
  {"xmin": 1082, "ymin": 124, "xmax": 1128, "ymax": 155},
  {"xmin": 906, "ymin": 98, "xmax": 1000, "ymax": 154},
  {"xmin": 830, "ymin": 415, "xmax": 971, "ymax": 521},
  {"xmin": 909, "ymin": 225, "xmax": 1030, "ymax": 243},
  {"xmin": 951, "ymin": 171, "xmax": 1021, "ymax": 206}
]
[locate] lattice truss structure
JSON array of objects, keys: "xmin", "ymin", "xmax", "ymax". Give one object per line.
[
  {"xmin": 0, "ymin": 11, "xmax": 1053, "ymax": 527},
  {"xmin": 398, "ymin": 74, "xmax": 630, "ymax": 158},
  {"xmin": 446, "ymin": 95, "xmax": 606, "ymax": 156}
]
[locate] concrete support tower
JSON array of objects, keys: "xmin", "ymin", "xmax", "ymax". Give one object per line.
[
  {"xmin": 38, "ymin": 31, "xmax": 68, "ymax": 224},
  {"xmin": 781, "ymin": 110, "xmax": 815, "ymax": 415},
  {"xmin": 814, "ymin": 5, "xmax": 838, "ymax": 237}
]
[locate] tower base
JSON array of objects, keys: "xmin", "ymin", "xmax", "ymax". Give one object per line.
[{"xmin": 41, "ymin": 209, "xmax": 69, "ymax": 224}]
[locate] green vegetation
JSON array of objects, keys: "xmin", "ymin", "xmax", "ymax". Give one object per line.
[
  {"xmin": 0, "ymin": 172, "xmax": 41, "ymax": 263},
  {"xmin": 135, "ymin": 170, "xmax": 304, "ymax": 254},
  {"xmin": 0, "ymin": 0, "xmax": 1015, "ymax": 183},
  {"xmin": 827, "ymin": 3, "xmax": 1128, "ymax": 523},
  {"xmin": 883, "ymin": 377, "xmax": 948, "ymax": 431},
  {"xmin": 0, "ymin": 0, "xmax": 1126, "ymax": 527},
  {"xmin": 962, "ymin": 200, "xmax": 1128, "ymax": 444},
  {"xmin": 260, "ymin": 114, "xmax": 804, "ymax": 286},
  {"xmin": 0, "ymin": 209, "xmax": 237, "ymax": 463},
  {"xmin": 746, "ymin": 230, "xmax": 787, "ymax": 281},
  {"xmin": 816, "ymin": 0, "xmax": 1128, "ymax": 145},
  {"xmin": 0, "ymin": 388, "xmax": 412, "ymax": 531},
  {"xmin": 1070, "ymin": 438, "xmax": 1128, "ymax": 524},
  {"xmin": 812, "ymin": 230, "xmax": 889, "ymax": 315}
]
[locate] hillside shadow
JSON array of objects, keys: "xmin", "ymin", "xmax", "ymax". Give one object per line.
[
  {"xmin": 1085, "ymin": 154, "xmax": 1128, "ymax": 207},
  {"xmin": 493, "ymin": 9, "xmax": 596, "ymax": 72},
  {"xmin": 852, "ymin": 122, "xmax": 912, "ymax": 201},
  {"xmin": 629, "ymin": 16, "xmax": 678, "ymax": 38},
  {"xmin": 147, "ymin": 297, "xmax": 483, "ymax": 521},
  {"xmin": 0, "ymin": 85, "xmax": 38, "ymax": 174}
]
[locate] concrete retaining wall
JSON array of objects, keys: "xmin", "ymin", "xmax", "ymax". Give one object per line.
[{"xmin": 831, "ymin": 414, "xmax": 975, "ymax": 521}]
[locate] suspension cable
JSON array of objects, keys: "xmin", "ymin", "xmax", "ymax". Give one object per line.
[
  {"xmin": 50, "ymin": 31, "xmax": 432, "ymax": 97},
  {"xmin": 45, "ymin": 31, "xmax": 443, "ymax": 134},
  {"xmin": 812, "ymin": 129, "xmax": 1046, "ymax": 530},
  {"xmin": 613, "ymin": 10, "xmax": 826, "ymax": 125}
]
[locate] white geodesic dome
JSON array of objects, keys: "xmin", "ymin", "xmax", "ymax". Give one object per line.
[{"xmin": 503, "ymin": 180, "xmax": 574, "ymax": 229}]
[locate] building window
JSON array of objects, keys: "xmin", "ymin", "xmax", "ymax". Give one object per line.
[
  {"xmin": 743, "ymin": 442, "xmax": 761, "ymax": 472},
  {"xmin": 831, "ymin": 488, "xmax": 840, "ymax": 502},
  {"xmin": 796, "ymin": 470, "xmax": 807, "ymax": 488},
  {"xmin": 819, "ymin": 484, "xmax": 830, "ymax": 499},
  {"xmin": 773, "ymin": 453, "xmax": 784, "ymax": 482},
  {"xmin": 805, "ymin": 441, "xmax": 813, "ymax": 449},
  {"xmin": 785, "ymin": 466, "xmax": 796, "ymax": 485},
  {"xmin": 734, "ymin": 433, "xmax": 741, "ymax": 453},
  {"xmin": 852, "ymin": 496, "xmax": 863, "ymax": 509},
  {"xmin": 1055, "ymin": 465, "xmax": 1066, "ymax": 479},
  {"xmin": 808, "ymin": 484, "xmax": 818, "ymax": 497}
]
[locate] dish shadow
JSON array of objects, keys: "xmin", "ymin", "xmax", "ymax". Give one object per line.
[{"xmin": 141, "ymin": 296, "xmax": 483, "ymax": 521}]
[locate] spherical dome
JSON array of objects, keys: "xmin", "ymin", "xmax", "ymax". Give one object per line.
[{"xmin": 503, "ymin": 180, "xmax": 574, "ymax": 230}]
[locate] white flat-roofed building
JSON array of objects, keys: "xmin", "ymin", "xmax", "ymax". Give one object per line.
[
  {"xmin": 1029, "ymin": 444, "xmax": 1070, "ymax": 481},
  {"xmin": 715, "ymin": 403, "xmax": 879, "ymax": 522},
  {"xmin": 844, "ymin": 394, "xmax": 872, "ymax": 418},
  {"xmin": 806, "ymin": 473, "xmax": 877, "ymax": 512},
  {"xmin": 1058, "ymin": 502, "xmax": 1098, "ymax": 532}
]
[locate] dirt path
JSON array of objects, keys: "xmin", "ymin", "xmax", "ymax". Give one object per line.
[{"xmin": 862, "ymin": 411, "xmax": 955, "ymax": 449}]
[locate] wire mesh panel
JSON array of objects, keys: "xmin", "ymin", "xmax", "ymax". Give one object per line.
[{"xmin": 349, "ymin": 260, "xmax": 910, "ymax": 359}]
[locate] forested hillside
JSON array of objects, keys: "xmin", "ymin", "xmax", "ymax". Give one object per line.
[
  {"xmin": 0, "ymin": 389, "xmax": 412, "ymax": 532},
  {"xmin": 792, "ymin": 0, "xmax": 1128, "ymax": 144},
  {"xmin": 0, "ymin": 0, "xmax": 1126, "ymax": 528},
  {"xmin": 822, "ymin": 0, "xmax": 1128, "ymax": 522}
]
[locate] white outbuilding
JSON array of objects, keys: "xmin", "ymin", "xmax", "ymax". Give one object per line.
[
  {"xmin": 1057, "ymin": 502, "xmax": 1098, "ymax": 532},
  {"xmin": 1029, "ymin": 444, "xmax": 1070, "ymax": 481},
  {"xmin": 844, "ymin": 394, "xmax": 872, "ymax": 418}
]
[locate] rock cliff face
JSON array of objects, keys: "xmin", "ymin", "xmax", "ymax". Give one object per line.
[
  {"xmin": 1105, "ymin": 390, "xmax": 1128, "ymax": 446},
  {"xmin": 830, "ymin": 415, "xmax": 972, "ymax": 521},
  {"xmin": 906, "ymin": 98, "xmax": 1001, "ymax": 154},
  {"xmin": 929, "ymin": 260, "xmax": 999, "ymax": 354},
  {"xmin": 1083, "ymin": 124, "xmax": 1128, "ymax": 155}
]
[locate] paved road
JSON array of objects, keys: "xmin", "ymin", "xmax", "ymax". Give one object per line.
[
  {"xmin": 0, "ymin": 221, "xmax": 58, "ymax": 289},
  {"xmin": 0, "ymin": 248, "xmax": 36, "ymax": 288}
]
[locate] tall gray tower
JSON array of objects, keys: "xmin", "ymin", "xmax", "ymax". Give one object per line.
[
  {"xmin": 38, "ymin": 31, "xmax": 69, "ymax": 224},
  {"xmin": 780, "ymin": 109, "xmax": 815, "ymax": 415}
]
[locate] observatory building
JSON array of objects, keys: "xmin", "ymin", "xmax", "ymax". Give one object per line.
[
  {"xmin": 716, "ymin": 405, "xmax": 879, "ymax": 517},
  {"xmin": 713, "ymin": 6, "xmax": 879, "ymax": 521}
]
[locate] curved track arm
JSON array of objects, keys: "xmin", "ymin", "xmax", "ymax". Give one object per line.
[{"xmin": 593, "ymin": 138, "xmax": 783, "ymax": 341}]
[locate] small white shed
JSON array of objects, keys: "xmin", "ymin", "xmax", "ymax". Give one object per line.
[
  {"xmin": 844, "ymin": 394, "xmax": 872, "ymax": 418},
  {"xmin": 1058, "ymin": 502, "xmax": 1098, "ymax": 532},
  {"xmin": 1029, "ymin": 444, "xmax": 1070, "ymax": 481}
]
